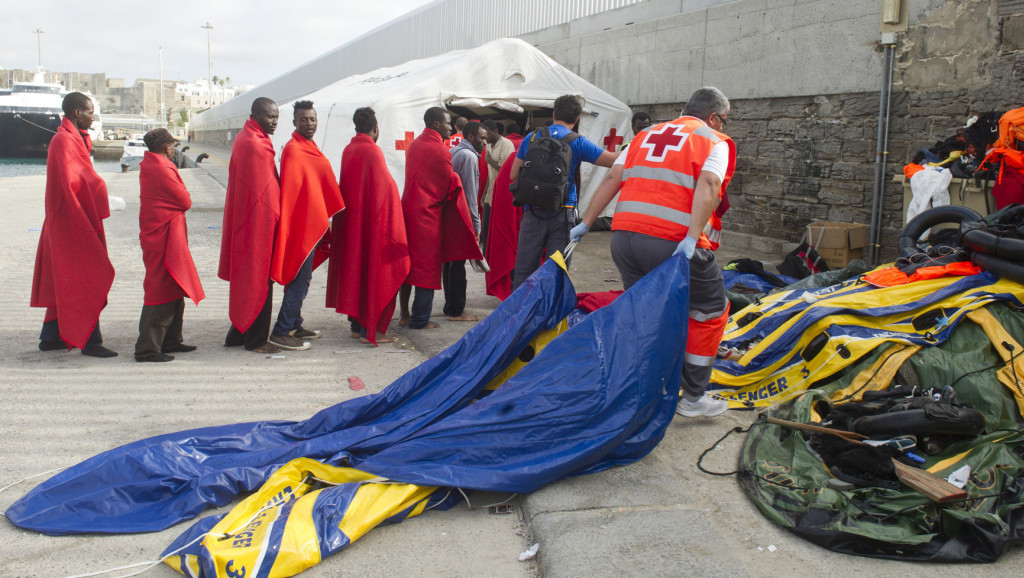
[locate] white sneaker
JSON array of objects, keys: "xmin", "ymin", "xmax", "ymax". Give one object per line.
[{"xmin": 676, "ymin": 395, "xmax": 729, "ymax": 418}]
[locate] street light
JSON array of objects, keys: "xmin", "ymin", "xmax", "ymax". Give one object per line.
[
  {"xmin": 159, "ymin": 46, "xmax": 165, "ymax": 126},
  {"xmin": 201, "ymin": 22, "xmax": 213, "ymax": 107},
  {"xmin": 32, "ymin": 28, "xmax": 43, "ymax": 69}
]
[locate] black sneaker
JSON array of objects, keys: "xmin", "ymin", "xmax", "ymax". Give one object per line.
[
  {"xmin": 162, "ymin": 343, "xmax": 198, "ymax": 353},
  {"xmin": 268, "ymin": 334, "xmax": 311, "ymax": 351},
  {"xmin": 39, "ymin": 339, "xmax": 67, "ymax": 351},
  {"xmin": 290, "ymin": 328, "xmax": 321, "ymax": 340},
  {"xmin": 136, "ymin": 352, "xmax": 174, "ymax": 362},
  {"xmin": 82, "ymin": 345, "xmax": 118, "ymax": 358}
]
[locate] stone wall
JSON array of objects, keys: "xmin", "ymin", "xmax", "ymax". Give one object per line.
[
  {"xmin": 646, "ymin": 92, "xmax": 904, "ymax": 247},
  {"xmin": 547, "ymin": 0, "xmax": 1024, "ymax": 260}
]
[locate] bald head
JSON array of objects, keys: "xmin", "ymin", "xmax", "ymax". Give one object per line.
[{"xmin": 251, "ymin": 97, "xmax": 276, "ymax": 115}]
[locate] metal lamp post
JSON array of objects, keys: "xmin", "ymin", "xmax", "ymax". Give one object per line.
[
  {"xmin": 201, "ymin": 22, "xmax": 213, "ymax": 108},
  {"xmin": 32, "ymin": 28, "xmax": 43, "ymax": 69}
]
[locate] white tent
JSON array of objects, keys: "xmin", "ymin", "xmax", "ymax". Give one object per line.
[{"xmin": 269, "ymin": 37, "xmax": 633, "ymax": 218}]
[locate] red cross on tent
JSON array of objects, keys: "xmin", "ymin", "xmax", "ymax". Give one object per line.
[
  {"xmin": 639, "ymin": 124, "xmax": 687, "ymax": 162},
  {"xmin": 395, "ymin": 131, "xmax": 415, "ymax": 151},
  {"xmin": 603, "ymin": 128, "xmax": 623, "ymax": 152}
]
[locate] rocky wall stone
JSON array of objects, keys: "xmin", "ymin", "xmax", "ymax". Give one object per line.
[{"xmin": 624, "ymin": 0, "xmax": 1022, "ymax": 262}]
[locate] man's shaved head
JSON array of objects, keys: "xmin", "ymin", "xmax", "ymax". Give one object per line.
[
  {"xmin": 62, "ymin": 92, "xmax": 92, "ymax": 117},
  {"xmin": 251, "ymin": 97, "xmax": 277, "ymax": 115}
]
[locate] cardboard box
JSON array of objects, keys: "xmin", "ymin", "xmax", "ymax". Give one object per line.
[{"xmin": 806, "ymin": 222, "xmax": 868, "ymax": 268}]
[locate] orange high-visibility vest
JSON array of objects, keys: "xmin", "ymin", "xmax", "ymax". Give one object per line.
[{"xmin": 611, "ymin": 117, "xmax": 735, "ymax": 250}]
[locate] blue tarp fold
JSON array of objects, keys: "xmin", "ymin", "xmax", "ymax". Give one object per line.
[{"xmin": 7, "ymin": 255, "xmax": 689, "ymax": 536}]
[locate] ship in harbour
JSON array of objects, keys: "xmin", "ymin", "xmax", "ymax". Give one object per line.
[{"xmin": 0, "ymin": 71, "xmax": 101, "ymax": 158}]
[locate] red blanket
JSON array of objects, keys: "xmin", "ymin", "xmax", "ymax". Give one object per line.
[
  {"xmin": 218, "ymin": 118, "xmax": 280, "ymax": 332},
  {"xmin": 327, "ymin": 133, "xmax": 410, "ymax": 344},
  {"xmin": 271, "ymin": 132, "xmax": 345, "ymax": 285},
  {"xmin": 576, "ymin": 290, "xmax": 623, "ymax": 312},
  {"xmin": 484, "ymin": 134, "xmax": 523, "ymax": 300},
  {"xmin": 30, "ymin": 117, "xmax": 115, "ymax": 349},
  {"xmin": 402, "ymin": 128, "xmax": 482, "ymax": 289},
  {"xmin": 139, "ymin": 151, "xmax": 205, "ymax": 306}
]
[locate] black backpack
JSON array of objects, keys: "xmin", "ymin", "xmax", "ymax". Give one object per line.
[{"xmin": 513, "ymin": 127, "xmax": 579, "ymax": 210}]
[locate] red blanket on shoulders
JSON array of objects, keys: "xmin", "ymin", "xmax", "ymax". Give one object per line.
[
  {"xmin": 484, "ymin": 134, "xmax": 523, "ymax": 300},
  {"xmin": 218, "ymin": 118, "xmax": 280, "ymax": 332},
  {"xmin": 327, "ymin": 133, "xmax": 410, "ymax": 344},
  {"xmin": 271, "ymin": 132, "xmax": 345, "ymax": 285},
  {"xmin": 139, "ymin": 151, "xmax": 204, "ymax": 306},
  {"xmin": 30, "ymin": 117, "xmax": 115, "ymax": 349},
  {"xmin": 402, "ymin": 128, "xmax": 482, "ymax": 290}
]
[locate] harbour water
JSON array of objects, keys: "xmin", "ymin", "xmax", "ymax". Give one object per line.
[{"xmin": 0, "ymin": 157, "xmax": 122, "ymax": 177}]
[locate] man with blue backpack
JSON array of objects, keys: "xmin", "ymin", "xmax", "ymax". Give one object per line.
[{"xmin": 509, "ymin": 95, "xmax": 619, "ymax": 290}]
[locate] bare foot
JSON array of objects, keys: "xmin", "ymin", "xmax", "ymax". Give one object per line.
[
  {"xmin": 446, "ymin": 314, "xmax": 480, "ymax": 322},
  {"xmin": 252, "ymin": 343, "xmax": 282, "ymax": 354},
  {"xmin": 349, "ymin": 332, "xmax": 361, "ymax": 339},
  {"xmin": 398, "ymin": 315, "xmax": 411, "ymax": 326},
  {"xmin": 361, "ymin": 334, "xmax": 397, "ymax": 345}
]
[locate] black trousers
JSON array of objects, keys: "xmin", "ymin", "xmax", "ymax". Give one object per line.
[
  {"xmin": 409, "ymin": 286, "xmax": 435, "ymax": 329},
  {"xmin": 225, "ymin": 282, "xmax": 273, "ymax": 350},
  {"xmin": 40, "ymin": 318, "xmax": 102, "ymax": 347},
  {"xmin": 442, "ymin": 260, "xmax": 467, "ymax": 317},
  {"xmin": 512, "ymin": 207, "xmax": 575, "ymax": 290},
  {"xmin": 480, "ymin": 203, "xmax": 492, "ymax": 250},
  {"xmin": 134, "ymin": 298, "xmax": 184, "ymax": 359}
]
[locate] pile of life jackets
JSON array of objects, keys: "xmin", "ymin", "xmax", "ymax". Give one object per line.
[{"xmin": 903, "ymin": 107, "xmax": 1024, "ymax": 208}]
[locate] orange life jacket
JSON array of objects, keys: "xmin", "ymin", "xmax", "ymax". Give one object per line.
[{"xmin": 611, "ymin": 117, "xmax": 735, "ymax": 250}]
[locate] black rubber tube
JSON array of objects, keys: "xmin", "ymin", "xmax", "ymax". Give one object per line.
[
  {"xmin": 852, "ymin": 408, "xmax": 985, "ymax": 437},
  {"xmin": 898, "ymin": 205, "xmax": 983, "ymax": 257},
  {"xmin": 196, "ymin": 153, "xmax": 209, "ymax": 164},
  {"xmin": 961, "ymin": 228, "xmax": 1024, "ymax": 261},
  {"xmin": 971, "ymin": 252, "xmax": 1024, "ymax": 284}
]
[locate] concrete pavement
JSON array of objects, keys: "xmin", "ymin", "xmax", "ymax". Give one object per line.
[
  {"xmin": 2, "ymin": 145, "xmax": 1022, "ymax": 577},
  {"xmin": 176, "ymin": 142, "xmax": 1024, "ymax": 576}
]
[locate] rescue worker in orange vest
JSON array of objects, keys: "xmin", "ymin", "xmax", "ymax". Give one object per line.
[{"xmin": 572, "ymin": 87, "xmax": 735, "ymax": 418}]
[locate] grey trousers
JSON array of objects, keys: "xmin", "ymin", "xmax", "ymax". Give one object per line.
[
  {"xmin": 512, "ymin": 207, "xmax": 575, "ymax": 290},
  {"xmin": 134, "ymin": 298, "xmax": 184, "ymax": 359},
  {"xmin": 610, "ymin": 230, "xmax": 727, "ymax": 401}
]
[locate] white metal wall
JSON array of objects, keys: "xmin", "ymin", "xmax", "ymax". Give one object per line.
[{"xmin": 194, "ymin": 0, "xmax": 642, "ymax": 127}]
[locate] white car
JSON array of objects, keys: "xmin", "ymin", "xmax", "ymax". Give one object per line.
[{"xmin": 119, "ymin": 138, "xmax": 148, "ymax": 172}]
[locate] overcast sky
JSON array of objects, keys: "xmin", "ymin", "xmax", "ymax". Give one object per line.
[{"xmin": 1, "ymin": 0, "xmax": 436, "ymax": 86}]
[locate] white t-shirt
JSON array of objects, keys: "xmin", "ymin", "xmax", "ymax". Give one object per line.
[{"xmin": 617, "ymin": 119, "xmax": 730, "ymax": 181}]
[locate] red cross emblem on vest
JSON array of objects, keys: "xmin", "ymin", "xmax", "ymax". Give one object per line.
[{"xmin": 639, "ymin": 124, "xmax": 688, "ymax": 162}]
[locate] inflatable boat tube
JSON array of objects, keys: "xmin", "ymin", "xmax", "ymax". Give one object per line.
[
  {"xmin": 961, "ymin": 224, "xmax": 1024, "ymax": 261},
  {"xmin": 898, "ymin": 206, "xmax": 983, "ymax": 257},
  {"xmin": 852, "ymin": 408, "xmax": 986, "ymax": 438},
  {"xmin": 971, "ymin": 251, "xmax": 1024, "ymax": 284}
]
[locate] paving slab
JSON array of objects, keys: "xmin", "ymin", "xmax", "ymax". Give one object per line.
[
  {"xmin": 529, "ymin": 507, "xmax": 751, "ymax": 578},
  {"xmin": 0, "ymin": 169, "xmax": 533, "ymax": 578}
]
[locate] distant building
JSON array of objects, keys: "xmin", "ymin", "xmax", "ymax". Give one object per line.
[
  {"xmin": 174, "ymin": 79, "xmax": 252, "ymax": 111},
  {"xmin": 0, "ymin": 68, "xmax": 250, "ymax": 128}
]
